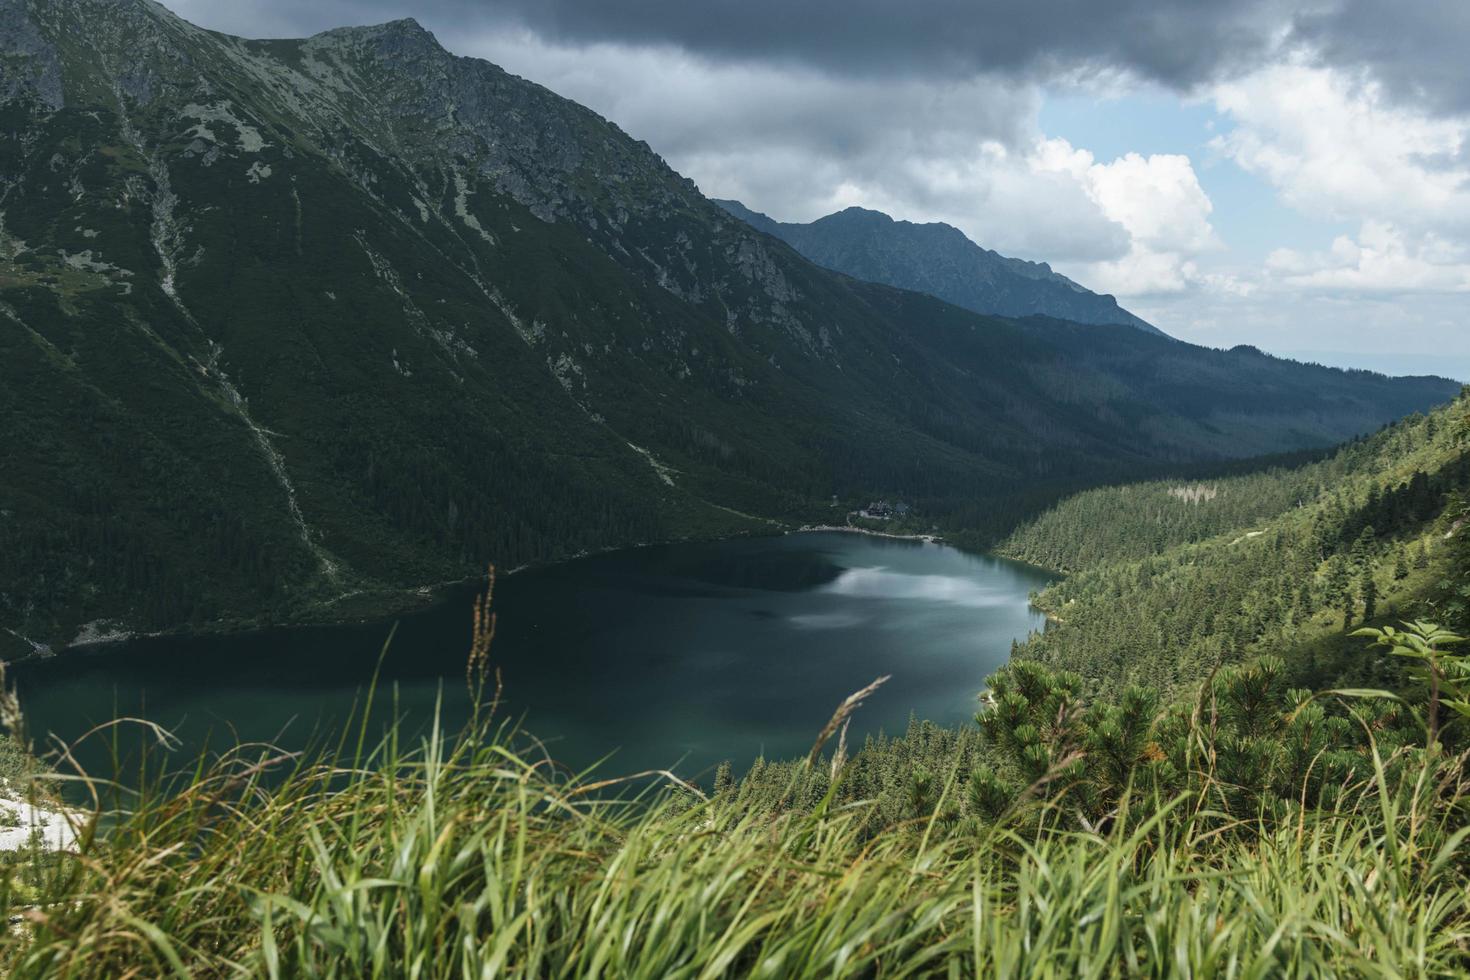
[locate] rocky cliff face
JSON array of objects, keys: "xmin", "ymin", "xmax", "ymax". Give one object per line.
[
  {"xmin": 0, "ymin": 0, "xmax": 1457, "ymax": 650},
  {"xmin": 716, "ymin": 200, "xmax": 1163, "ymax": 335}
]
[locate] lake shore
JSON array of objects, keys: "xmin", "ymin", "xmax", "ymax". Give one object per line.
[
  {"xmin": 12, "ymin": 530, "xmax": 1054, "ymax": 786},
  {"xmin": 792, "ymin": 524, "xmax": 946, "ymax": 544},
  {"xmin": 5, "ymin": 575, "xmax": 484, "ymax": 664},
  {"xmin": 11, "ymin": 526, "xmax": 793, "ymax": 663},
  {"xmin": 12, "ymin": 524, "xmax": 1041, "ymax": 666}
]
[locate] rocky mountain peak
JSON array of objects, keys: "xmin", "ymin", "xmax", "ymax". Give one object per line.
[
  {"xmin": 829, "ymin": 206, "xmax": 891, "ymax": 223},
  {"xmin": 718, "ymin": 199, "xmax": 1163, "ymax": 335},
  {"xmin": 376, "ymin": 16, "xmax": 434, "ymax": 37},
  {"xmin": 0, "ymin": 0, "xmax": 1456, "ymax": 649},
  {"xmin": 310, "ymin": 16, "xmax": 446, "ymax": 57},
  {"xmin": 0, "ymin": 0, "xmax": 61, "ymax": 107}
]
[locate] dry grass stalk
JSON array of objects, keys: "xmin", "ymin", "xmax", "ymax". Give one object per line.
[
  {"xmin": 466, "ymin": 567, "xmax": 502, "ymax": 714},
  {"xmin": 807, "ymin": 675, "xmax": 889, "ymax": 768},
  {"xmin": 830, "ymin": 719, "xmax": 851, "ymax": 781}
]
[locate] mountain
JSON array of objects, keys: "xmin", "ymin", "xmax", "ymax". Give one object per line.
[
  {"xmin": 715, "ymin": 200, "xmax": 1165, "ymax": 335},
  {"xmin": 0, "ymin": 0, "xmax": 1458, "ymax": 652},
  {"xmin": 997, "ymin": 395, "xmax": 1470, "ymax": 696},
  {"xmin": 8, "ymin": 402, "xmax": 1469, "ymax": 978}
]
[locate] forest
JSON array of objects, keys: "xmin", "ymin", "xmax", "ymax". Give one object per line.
[
  {"xmin": 3, "ymin": 394, "xmax": 1469, "ymax": 976},
  {"xmin": 714, "ymin": 394, "xmax": 1470, "ymax": 827},
  {"xmin": 0, "ymin": 0, "xmax": 1458, "ymax": 655},
  {"xmin": 996, "ymin": 403, "xmax": 1470, "ymax": 696}
]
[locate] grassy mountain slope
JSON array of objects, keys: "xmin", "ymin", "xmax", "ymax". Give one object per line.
[
  {"xmin": 5, "ymin": 283, "xmax": 1470, "ymax": 975},
  {"xmin": 4, "ymin": 686, "xmax": 1467, "ymax": 976},
  {"xmin": 4, "ymin": 425, "xmax": 1469, "ymax": 973},
  {"xmin": 998, "ymin": 395, "xmax": 1470, "ymax": 695},
  {"xmin": 4, "ymin": 457, "xmax": 1466, "ymax": 977},
  {"xmin": 0, "ymin": 0, "xmax": 1458, "ymax": 651},
  {"xmin": 716, "ymin": 198, "xmax": 1164, "ymax": 334}
]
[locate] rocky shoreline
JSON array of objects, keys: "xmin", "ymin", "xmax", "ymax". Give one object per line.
[
  {"xmin": 0, "ymin": 791, "xmax": 82, "ymax": 853},
  {"xmin": 792, "ymin": 524, "xmax": 945, "ymax": 544}
]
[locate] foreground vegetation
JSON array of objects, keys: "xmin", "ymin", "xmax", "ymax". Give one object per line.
[
  {"xmin": 0, "ymin": 651, "xmax": 1466, "ymax": 976},
  {"xmin": 1, "ymin": 600, "xmax": 1468, "ymax": 976},
  {"xmin": 998, "ymin": 402, "xmax": 1470, "ymax": 698},
  {"xmin": 1, "ymin": 399, "xmax": 1466, "ymax": 975}
]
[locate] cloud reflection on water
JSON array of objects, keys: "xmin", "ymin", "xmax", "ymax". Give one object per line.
[
  {"xmin": 787, "ymin": 611, "xmax": 869, "ymax": 630},
  {"xmin": 820, "ymin": 566, "xmax": 1012, "ymax": 608}
]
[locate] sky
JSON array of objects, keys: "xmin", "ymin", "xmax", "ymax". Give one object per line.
[{"xmin": 164, "ymin": 0, "xmax": 1470, "ymax": 380}]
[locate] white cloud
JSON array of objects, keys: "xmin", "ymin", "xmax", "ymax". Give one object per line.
[
  {"xmin": 1130, "ymin": 279, "xmax": 1469, "ymax": 376},
  {"xmin": 472, "ymin": 33, "xmax": 1144, "ymax": 262},
  {"xmin": 1065, "ymin": 149, "xmax": 1217, "ymax": 254},
  {"xmin": 1035, "ymin": 142, "xmax": 1222, "ymax": 295},
  {"xmin": 471, "ymin": 31, "xmax": 1230, "ymax": 298},
  {"xmin": 1211, "ymin": 61, "xmax": 1470, "ymax": 297},
  {"xmin": 1212, "ymin": 64, "xmax": 1470, "ymax": 232},
  {"xmin": 1265, "ymin": 221, "xmax": 1470, "ymax": 292}
]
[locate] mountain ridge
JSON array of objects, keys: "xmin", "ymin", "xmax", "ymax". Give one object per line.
[
  {"xmin": 0, "ymin": 0, "xmax": 1458, "ymax": 651},
  {"xmin": 714, "ymin": 198, "xmax": 1164, "ymax": 335}
]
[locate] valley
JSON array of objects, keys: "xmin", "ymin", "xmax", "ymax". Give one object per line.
[
  {"xmin": 11, "ymin": 531, "xmax": 1053, "ymax": 780},
  {"xmin": 0, "ymin": 0, "xmax": 1458, "ymax": 654},
  {"xmin": 1, "ymin": 1, "xmax": 1468, "ymax": 975}
]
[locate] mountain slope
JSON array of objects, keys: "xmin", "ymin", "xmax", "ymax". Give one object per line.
[
  {"xmin": 998, "ymin": 397, "xmax": 1470, "ymax": 695},
  {"xmin": 715, "ymin": 199, "xmax": 1164, "ymax": 335},
  {"xmin": 0, "ymin": 0, "xmax": 1457, "ymax": 651}
]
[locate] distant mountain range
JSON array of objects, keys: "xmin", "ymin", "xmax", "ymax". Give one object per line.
[
  {"xmin": 715, "ymin": 200, "xmax": 1164, "ymax": 335},
  {"xmin": 0, "ymin": 0, "xmax": 1457, "ymax": 651}
]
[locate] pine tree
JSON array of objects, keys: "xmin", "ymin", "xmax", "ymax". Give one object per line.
[
  {"xmin": 713, "ymin": 760, "xmax": 733, "ymax": 796},
  {"xmin": 1359, "ymin": 569, "xmax": 1378, "ymax": 622},
  {"xmin": 1325, "ymin": 555, "xmax": 1352, "ymax": 605},
  {"xmin": 907, "ymin": 768, "xmax": 937, "ymax": 818},
  {"xmin": 1296, "ymin": 580, "xmax": 1315, "ymax": 617},
  {"xmin": 967, "ymin": 766, "xmax": 1012, "ymax": 820},
  {"xmin": 1351, "ymin": 526, "xmax": 1377, "ymax": 567},
  {"xmin": 1394, "ymin": 548, "xmax": 1410, "ymax": 581}
]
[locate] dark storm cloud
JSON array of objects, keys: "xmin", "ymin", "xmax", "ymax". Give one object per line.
[
  {"xmin": 173, "ymin": 0, "xmax": 1470, "ymax": 120},
  {"xmin": 456, "ymin": 0, "xmax": 1290, "ymax": 88},
  {"xmin": 1293, "ymin": 0, "xmax": 1470, "ymax": 116},
  {"xmin": 183, "ymin": 0, "xmax": 1290, "ymax": 87}
]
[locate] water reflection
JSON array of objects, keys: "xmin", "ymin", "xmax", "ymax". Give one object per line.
[
  {"xmin": 13, "ymin": 533, "xmax": 1054, "ymax": 784},
  {"xmin": 787, "ymin": 611, "xmax": 870, "ymax": 630},
  {"xmin": 821, "ymin": 567, "xmax": 1013, "ymax": 607}
]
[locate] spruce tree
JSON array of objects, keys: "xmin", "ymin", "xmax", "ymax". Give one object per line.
[
  {"xmin": 1351, "ymin": 526, "xmax": 1377, "ymax": 567},
  {"xmin": 713, "ymin": 761, "xmax": 733, "ymax": 796},
  {"xmin": 1296, "ymin": 580, "xmax": 1315, "ymax": 616},
  {"xmin": 1325, "ymin": 555, "xmax": 1352, "ymax": 605},
  {"xmin": 1359, "ymin": 569, "xmax": 1378, "ymax": 622}
]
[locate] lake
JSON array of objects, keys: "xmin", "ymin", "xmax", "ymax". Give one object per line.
[{"xmin": 11, "ymin": 532, "xmax": 1053, "ymax": 784}]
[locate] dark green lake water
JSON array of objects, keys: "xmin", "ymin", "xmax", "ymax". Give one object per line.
[{"xmin": 12, "ymin": 532, "xmax": 1052, "ymax": 783}]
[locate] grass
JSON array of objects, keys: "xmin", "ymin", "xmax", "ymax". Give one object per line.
[
  {"xmin": 0, "ymin": 676, "xmax": 1467, "ymax": 977},
  {"xmin": 0, "ymin": 583, "xmax": 1466, "ymax": 975}
]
